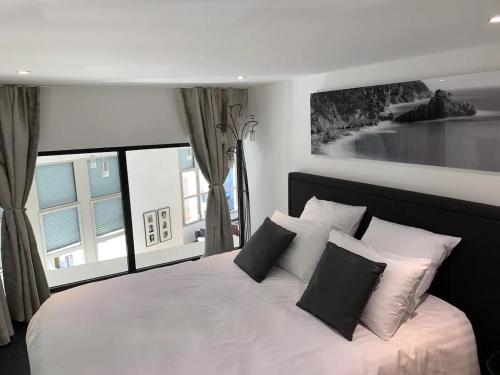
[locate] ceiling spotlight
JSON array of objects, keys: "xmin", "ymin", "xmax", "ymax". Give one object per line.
[
  {"xmin": 489, "ymin": 15, "xmax": 500, "ymax": 23},
  {"xmin": 237, "ymin": 75, "xmax": 246, "ymax": 80},
  {"xmin": 17, "ymin": 70, "xmax": 31, "ymax": 75},
  {"xmin": 439, "ymin": 79, "xmax": 445, "ymax": 82}
]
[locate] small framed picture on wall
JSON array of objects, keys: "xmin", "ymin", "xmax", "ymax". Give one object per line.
[
  {"xmin": 158, "ymin": 207, "xmax": 172, "ymax": 242},
  {"xmin": 143, "ymin": 210, "xmax": 159, "ymax": 247}
]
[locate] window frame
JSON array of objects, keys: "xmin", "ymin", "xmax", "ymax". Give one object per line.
[
  {"xmin": 33, "ymin": 160, "xmax": 85, "ymax": 270},
  {"xmin": 180, "ymin": 162, "xmax": 203, "ymax": 226},
  {"xmin": 90, "ymin": 192, "xmax": 126, "ymax": 262},
  {"xmin": 38, "ymin": 202, "xmax": 85, "ymax": 256},
  {"xmin": 32, "ymin": 154, "xmax": 129, "ymax": 269},
  {"xmin": 86, "ymin": 155, "xmax": 125, "ymax": 261},
  {"xmin": 90, "ymin": 192, "xmax": 124, "ymax": 239},
  {"xmin": 36, "ymin": 143, "xmax": 222, "ymax": 293},
  {"xmin": 35, "ymin": 160, "xmax": 79, "ymax": 210}
]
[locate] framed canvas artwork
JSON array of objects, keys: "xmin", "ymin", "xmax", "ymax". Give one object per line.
[
  {"xmin": 143, "ymin": 210, "xmax": 159, "ymax": 247},
  {"xmin": 158, "ymin": 207, "xmax": 172, "ymax": 243},
  {"xmin": 311, "ymin": 71, "xmax": 500, "ymax": 172}
]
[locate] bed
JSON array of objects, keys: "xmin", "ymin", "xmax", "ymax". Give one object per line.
[
  {"xmin": 27, "ymin": 251, "xmax": 479, "ymax": 375},
  {"xmin": 27, "ymin": 172, "xmax": 500, "ymax": 374}
]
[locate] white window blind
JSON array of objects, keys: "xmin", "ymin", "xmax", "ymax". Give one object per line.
[
  {"xmin": 179, "ymin": 148, "xmax": 195, "ymax": 170},
  {"xmin": 42, "ymin": 208, "xmax": 81, "ymax": 252},
  {"xmin": 36, "ymin": 163, "xmax": 77, "ymax": 209},
  {"xmin": 88, "ymin": 157, "xmax": 121, "ymax": 198},
  {"xmin": 94, "ymin": 198, "xmax": 124, "ymax": 237}
]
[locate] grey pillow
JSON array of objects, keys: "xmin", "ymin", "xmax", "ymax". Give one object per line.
[
  {"xmin": 234, "ymin": 217, "xmax": 296, "ymax": 282},
  {"xmin": 297, "ymin": 242, "xmax": 386, "ymax": 340}
]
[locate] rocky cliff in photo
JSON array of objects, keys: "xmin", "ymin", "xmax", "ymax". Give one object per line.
[
  {"xmin": 394, "ymin": 89, "xmax": 476, "ymax": 123},
  {"xmin": 311, "ymin": 81, "xmax": 432, "ymax": 152}
]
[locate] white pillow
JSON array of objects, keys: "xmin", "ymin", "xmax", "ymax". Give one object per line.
[
  {"xmin": 361, "ymin": 217, "xmax": 461, "ymax": 312},
  {"xmin": 271, "ymin": 210, "xmax": 330, "ymax": 282},
  {"xmin": 300, "ymin": 196, "xmax": 366, "ymax": 235},
  {"xmin": 329, "ymin": 229, "xmax": 431, "ymax": 340}
]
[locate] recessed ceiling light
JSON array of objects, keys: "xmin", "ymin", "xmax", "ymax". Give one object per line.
[
  {"xmin": 17, "ymin": 70, "xmax": 31, "ymax": 75},
  {"xmin": 237, "ymin": 75, "xmax": 246, "ymax": 80},
  {"xmin": 489, "ymin": 15, "xmax": 500, "ymax": 23},
  {"xmin": 439, "ymin": 79, "xmax": 445, "ymax": 82}
]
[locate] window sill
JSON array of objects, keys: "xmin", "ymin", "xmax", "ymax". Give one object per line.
[
  {"xmin": 183, "ymin": 210, "xmax": 238, "ymax": 227},
  {"xmin": 50, "ymin": 255, "xmax": 202, "ymax": 294}
]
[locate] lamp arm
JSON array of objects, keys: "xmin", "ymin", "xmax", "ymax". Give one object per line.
[
  {"xmin": 230, "ymin": 104, "xmax": 244, "ymax": 120},
  {"xmin": 228, "ymin": 104, "xmax": 244, "ymax": 140},
  {"xmin": 240, "ymin": 120, "xmax": 259, "ymax": 139},
  {"xmin": 216, "ymin": 122, "xmax": 238, "ymax": 141}
]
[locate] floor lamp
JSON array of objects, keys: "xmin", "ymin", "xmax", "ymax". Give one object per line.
[{"xmin": 216, "ymin": 104, "xmax": 259, "ymax": 248}]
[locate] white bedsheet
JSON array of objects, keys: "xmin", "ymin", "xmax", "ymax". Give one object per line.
[{"xmin": 27, "ymin": 251, "xmax": 480, "ymax": 375}]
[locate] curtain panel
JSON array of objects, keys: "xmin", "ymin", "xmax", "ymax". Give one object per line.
[
  {"xmin": 179, "ymin": 88, "xmax": 247, "ymax": 257},
  {"xmin": 0, "ymin": 86, "xmax": 50, "ymax": 345}
]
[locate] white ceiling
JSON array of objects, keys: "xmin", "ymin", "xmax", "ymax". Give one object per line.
[{"xmin": 0, "ymin": 0, "xmax": 499, "ymax": 85}]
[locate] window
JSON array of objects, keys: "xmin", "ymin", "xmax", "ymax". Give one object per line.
[
  {"xmin": 224, "ymin": 167, "xmax": 237, "ymax": 212},
  {"xmin": 42, "ymin": 207, "xmax": 82, "ymax": 252},
  {"xmin": 88, "ymin": 156, "xmax": 126, "ymax": 261},
  {"xmin": 17, "ymin": 144, "xmax": 238, "ymax": 289},
  {"xmin": 88, "ymin": 157, "xmax": 121, "ymax": 198},
  {"xmin": 179, "ymin": 148, "xmax": 237, "ymax": 225},
  {"xmin": 27, "ymin": 152, "xmax": 128, "ymax": 286},
  {"xmin": 36, "ymin": 163, "xmax": 77, "ymax": 209},
  {"xmin": 35, "ymin": 162, "xmax": 84, "ymax": 269},
  {"xmin": 94, "ymin": 198, "xmax": 124, "ymax": 237}
]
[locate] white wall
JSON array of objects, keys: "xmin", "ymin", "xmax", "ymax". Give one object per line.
[
  {"xmin": 245, "ymin": 81, "xmax": 290, "ymax": 229},
  {"xmin": 247, "ymin": 43, "xmax": 500, "ymax": 228},
  {"xmin": 126, "ymin": 148, "xmax": 185, "ymax": 253},
  {"xmin": 39, "ymin": 86, "xmax": 188, "ymax": 151}
]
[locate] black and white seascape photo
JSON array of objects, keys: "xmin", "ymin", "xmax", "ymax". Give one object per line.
[{"xmin": 311, "ymin": 71, "xmax": 500, "ymax": 172}]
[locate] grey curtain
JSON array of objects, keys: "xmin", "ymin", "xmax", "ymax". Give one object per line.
[
  {"xmin": 0, "ymin": 86, "xmax": 49, "ymax": 345},
  {"xmin": 0, "ymin": 281, "xmax": 12, "ymax": 345},
  {"xmin": 179, "ymin": 88, "xmax": 247, "ymax": 257}
]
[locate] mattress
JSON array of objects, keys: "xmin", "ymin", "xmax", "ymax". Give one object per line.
[{"xmin": 27, "ymin": 251, "xmax": 480, "ymax": 375}]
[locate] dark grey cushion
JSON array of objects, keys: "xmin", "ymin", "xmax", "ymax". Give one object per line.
[
  {"xmin": 297, "ymin": 242, "xmax": 386, "ymax": 340},
  {"xmin": 234, "ymin": 217, "xmax": 296, "ymax": 282}
]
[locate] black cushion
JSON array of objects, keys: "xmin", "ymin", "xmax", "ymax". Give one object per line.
[
  {"xmin": 234, "ymin": 217, "xmax": 296, "ymax": 282},
  {"xmin": 296, "ymin": 242, "xmax": 386, "ymax": 340}
]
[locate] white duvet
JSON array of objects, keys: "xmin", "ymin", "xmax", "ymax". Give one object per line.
[{"xmin": 27, "ymin": 251, "xmax": 480, "ymax": 375}]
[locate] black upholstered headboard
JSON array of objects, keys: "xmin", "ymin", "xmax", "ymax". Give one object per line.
[{"xmin": 289, "ymin": 172, "xmax": 500, "ymax": 370}]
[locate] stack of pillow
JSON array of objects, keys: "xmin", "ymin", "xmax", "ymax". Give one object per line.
[{"xmin": 234, "ymin": 196, "xmax": 461, "ymax": 341}]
